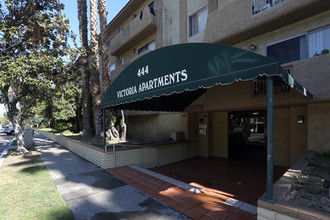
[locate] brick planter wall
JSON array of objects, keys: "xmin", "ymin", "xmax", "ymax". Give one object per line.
[{"xmin": 36, "ymin": 129, "xmax": 187, "ymax": 170}]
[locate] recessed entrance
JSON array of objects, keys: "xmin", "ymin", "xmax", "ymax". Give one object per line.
[{"xmin": 228, "ymin": 110, "xmax": 266, "ymax": 163}]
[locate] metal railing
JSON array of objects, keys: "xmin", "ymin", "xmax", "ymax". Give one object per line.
[
  {"xmin": 253, "ymin": 67, "xmax": 292, "ymax": 96},
  {"xmin": 252, "ymin": 0, "xmax": 286, "ymax": 15}
]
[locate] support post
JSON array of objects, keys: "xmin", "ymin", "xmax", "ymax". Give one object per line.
[
  {"xmin": 103, "ymin": 108, "xmax": 106, "ymax": 152},
  {"xmin": 264, "ymin": 77, "xmax": 276, "ymax": 203}
]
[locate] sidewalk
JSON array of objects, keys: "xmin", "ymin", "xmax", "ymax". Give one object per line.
[{"xmin": 34, "ymin": 133, "xmax": 190, "ymax": 220}]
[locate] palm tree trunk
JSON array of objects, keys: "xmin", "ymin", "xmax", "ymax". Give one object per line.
[
  {"xmin": 120, "ymin": 110, "xmax": 127, "ymax": 142},
  {"xmin": 90, "ymin": 0, "xmax": 102, "ymax": 138},
  {"xmin": 98, "ymin": 0, "xmax": 110, "ymax": 96},
  {"xmin": 77, "ymin": 0, "xmax": 93, "ymax": 137},
  {"xmin": 98, "ymin": 1, "xmax": 127, "ymax": 141}
]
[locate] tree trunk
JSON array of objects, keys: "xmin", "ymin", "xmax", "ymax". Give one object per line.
[
  {"xmin": 77, "ymin": 0, "xmax": 93, "ymax": 137},
  {"xmin": 14, "ymin": 114, "xmax": 27, "ymax": 153},
  {"xmin": 90, "ymin": 0, "xmax": 102, "ymax": 138},
  {"xmin": 6, "ymin": 85, "xmax": 28, "ymax": 154},
  {"xmin": 110, "ymin": 118, "xmax": 119, "ymax": 140},
  {"xmin": 105, "ymin": 110, "xmax": 120, "ymax": 140},
  {"xmin": 98, "ymin": 0, "xmax": 110, "ymax": 96},
  {"xmin": 120, "ymin": 110, "xmax": 127, "ymax": 142}
]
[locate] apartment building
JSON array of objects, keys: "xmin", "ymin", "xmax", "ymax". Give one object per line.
[{"xmin": 103, "ymin": 0, "xmax": 330, "ymax": 168}]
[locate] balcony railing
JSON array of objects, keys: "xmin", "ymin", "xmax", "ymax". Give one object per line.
[
  {"xmin": 204, "ymin": 0, "xmax": 330, "ymax": 45},
  {"xmin": 109, "ymin": 6, "xmax": 156, "ymax": 56},
  {"xmin": 109, "ymin": 50, "xmax": 152, "ymax": 82},
  {"xmin": 252, "ymin": 54, "xmax": 330, "ymax": 99},
  {"xmin": 253, "ymin": 68, "xmax": 291, "ymax": 96},
  {"xmin": 252, "ymin": 0, "xmax": 286, "ymax": 15}
]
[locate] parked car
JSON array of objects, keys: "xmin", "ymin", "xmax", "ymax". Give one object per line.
[{"xmin": 0, "ymin": 125, "xmax": 14, "ymax": 135}]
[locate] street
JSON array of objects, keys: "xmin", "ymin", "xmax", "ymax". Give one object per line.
[{"xmin": 0, "ymin": 133, "xmax": 14, "ymax": 151}]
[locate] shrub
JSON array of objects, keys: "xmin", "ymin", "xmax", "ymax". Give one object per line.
[{"xmin": 53, "ymin": 122, "xmax": 72, "ymax": 132}]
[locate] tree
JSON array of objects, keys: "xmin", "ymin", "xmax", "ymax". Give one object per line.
[
  {"xmin": 98, "ymin": 0, "xmax": 109, "ymax": 96},
  {"xmin": 77, "ymin": 0, "xmax": 93, "ymax": 137},
  {"xmin": 24, "ymin": 56, "xmax": 83, "ymax": 132},
  {"xmin": 0, "ymin": 0, "xmax": 72, "ymax": 153},
  {"xmin": 52, "ymin": 82, "xmax": 82, "ymax": 130},
  {"xmin": 90, "ymin": 0, "xmax": 102, "ymax": 138},
  {"xmin": 97, "ymin": 0, "xmax": 126, "ymax": 141}
]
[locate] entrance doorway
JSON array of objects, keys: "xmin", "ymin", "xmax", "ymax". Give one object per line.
[{"xmin": 228, "ymin": 111, "xmax": 266, "ymax": 162}]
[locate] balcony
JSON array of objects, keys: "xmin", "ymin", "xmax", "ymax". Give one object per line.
[
  {"xmin": 252, "ymin": 0, "xmax": 285, "ymax": 15},
  {"xmin": 109, "ymin": 7, "xmax": 156, "ymax": 56},
  {"xmin": 204, "ymin": 0, "xmax": 330, "ymax": 45},
  {"xmin": 109, "ymin": 50, "xmax": 151, "ymax": 83}
]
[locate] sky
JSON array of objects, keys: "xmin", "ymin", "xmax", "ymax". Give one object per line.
[
  {"xmin": 62, "ymin": 0, "xmax": 130, "ymax": 46},
  {"xmin": 0, "ymin": 0, "xmax": 130, "ymax": 118}
]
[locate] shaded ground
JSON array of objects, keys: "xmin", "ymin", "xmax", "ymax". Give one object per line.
[
  {"xmin": 107, "ymin": 165, "xmax": 258, "ymax": 220},
  {"xmin": 284, "ymin": 152, "xmax": 330, "ymax": 213},
  {"xmin": 150, "ymin": 157, "xmax": 287, "ymax": 206}
]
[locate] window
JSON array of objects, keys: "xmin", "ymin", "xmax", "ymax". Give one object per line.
[
  {"xmin": 148, "ymin": 40, "xmax": 155, "ymax": 51},
  {"xmin": 267, "ymin": 35, "xmax": 307, "ymax": 64},
  {"xmin": 138, "ymin": 40, "xmax": 155, "ymax": 55},
  {"xmin": 308, "ymin": 26, "xmax": 330, "ymax": 57},
  {"xmin": 119, "ymin": 58, "xmax": 124, "ymax": 66},
  {"xmin": 189, "ymin": 7, "xmax": 208, "ymax": 37},
  {"xmin": 148, "ymin": 1, "xmax": 155, "ymax": 15},
  {"xmin": 109, "ymin": 64, "xmax": 115, "ymax": 76},
  {"xmin": 107, "ymin": 40, "xmax": 111, "ymax": 49},
  {"xmin": 267, "ymin": 26, "xmax": 330, "ymax": 64}
]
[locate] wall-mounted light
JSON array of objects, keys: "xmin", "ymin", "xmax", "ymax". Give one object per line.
[
  {"xmin": 249, "ymin": 44, "xmax": 257, "ymax": 51},
  {"xmin": 297, "ymin": 116, "xmax": 304, "ymax": 124}
]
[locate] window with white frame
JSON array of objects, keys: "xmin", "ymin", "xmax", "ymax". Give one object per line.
[
  {"xmin": 189, "ymin": 6, "xmax": 208, "ymax": 37},
  {"xmin": 138, "ymin": 40, "xmax": 155, "ymax": 55},
  {"xmin": 266, "ymin": 26, "xmax": 330, "ymax": 64}
]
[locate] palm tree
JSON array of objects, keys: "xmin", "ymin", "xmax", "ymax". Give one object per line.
[
  {"xmin": 77, "ymin": 0, "xmax": 93, "ymax": 137},
  {"xmin": 98, "ymin": 0, "xmax": 126, "ymax": 141},
  {"xmin": 90, "ymin": 0, "xmax": 102, "ymax": 138},
  {"xmin": 98, "ymin": 0, "xmax": 110, "ymax": 96}
]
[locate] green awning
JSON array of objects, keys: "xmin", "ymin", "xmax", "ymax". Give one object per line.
[{"xmin": 101, "ymin": 43, "xmax": 312, "ymax": 111}]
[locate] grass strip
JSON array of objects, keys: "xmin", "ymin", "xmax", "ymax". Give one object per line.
[{"xmin": 0, "ymin": 149, "xmax": 74, "ymax": 220}]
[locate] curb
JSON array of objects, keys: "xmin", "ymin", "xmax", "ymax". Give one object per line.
[{"xmin": 0, "ymin": 137, "xmax": 15, "ymax": 168}]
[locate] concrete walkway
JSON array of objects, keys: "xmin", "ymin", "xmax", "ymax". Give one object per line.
[{"xmin": 34, "ymin": 133, "xmax": 190, "ymax": 220}]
